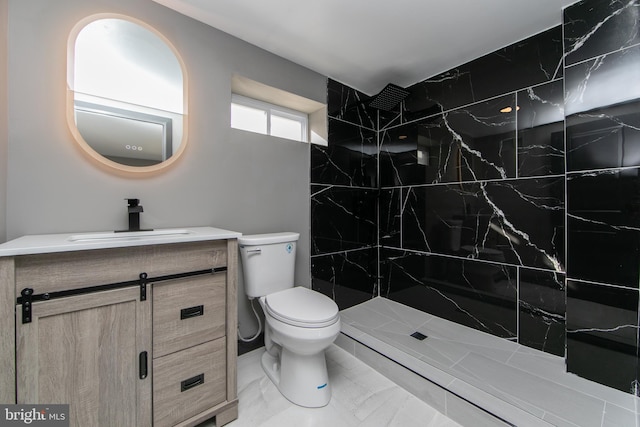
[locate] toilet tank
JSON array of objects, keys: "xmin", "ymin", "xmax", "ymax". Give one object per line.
[{"xmin": 238, "ymin": 232, "xmax": 299, "ymax": 298}]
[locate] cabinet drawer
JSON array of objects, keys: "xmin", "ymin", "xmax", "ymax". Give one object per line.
[
  {"xmin": 153, "ymin": 338, "xmax": 226, "ymax": 427},
  {"xmin": 15, "ymin": 240, "xmax": 227, "ymax": 295},
  {"xmin": 153, "ymin": 273, "xmax": 226, "ymax": 357}
]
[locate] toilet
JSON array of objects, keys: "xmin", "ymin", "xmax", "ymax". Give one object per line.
[{"xmin": 238, "ymin": 232, "xmax": 340, "ymax": 408}]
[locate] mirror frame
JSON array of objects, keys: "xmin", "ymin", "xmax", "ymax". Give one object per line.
[{"xmin": 66, "ymin": 13, "xmax": 188, "ymax": 174}]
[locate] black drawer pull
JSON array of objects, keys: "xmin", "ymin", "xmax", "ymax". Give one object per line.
[
  {"xmin": 181, "ymin": 373, "xmax": 204, "ymax": 392},
  {"xmin": 180, "ymin": 305, "xmax": 204, "ymax": 320},
  {"xmin": 139, "ymin": 351, "xmax": 148, "ymax": 379}
]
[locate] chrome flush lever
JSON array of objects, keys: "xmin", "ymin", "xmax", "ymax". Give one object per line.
[{"xmin": 246, "ymin": 248, "xmax": 262, "ymax": 254}]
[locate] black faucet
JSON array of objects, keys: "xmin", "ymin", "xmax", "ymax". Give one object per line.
[
  {"xmin": 115, "ymin": 198, "xmax": 152, "ymax": 233},
  {"xmin": 127, "ymin": 198, "xmax": 143, "ymax": 231}
]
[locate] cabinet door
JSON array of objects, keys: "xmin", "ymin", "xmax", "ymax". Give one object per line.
[{"xmin": 16, "ymin": 286, "xmax": 152, "ymax": 427}]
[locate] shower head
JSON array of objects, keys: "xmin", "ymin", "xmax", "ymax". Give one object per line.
[{"xmin": 368, "ymin": 83, "xmax": 409, "ymax": 111}]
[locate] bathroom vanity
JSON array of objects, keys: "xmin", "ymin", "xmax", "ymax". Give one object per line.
[{"xmin": 0, "ymin": 227, "xmax": 240, "ymax": 427}]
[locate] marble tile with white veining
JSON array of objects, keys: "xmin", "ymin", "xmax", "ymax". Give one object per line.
[
  {"xmin": 566, "ymin": 168, "xmax": 640, "ymax": 287},
  {"xmin": 382, "ymin": 249, "xmax": 518, "ymax": 339},
  {"xmin": 516, "ymin": 80, "xmax": 565, "ymax": 178},
  {"xmin": 380, "ymin": 94, "xmax": 517, "ymax": 187},
  {"xmin": 566, "ymin": 279, "xmax": 640, "ymax": 394},
  {"xmin": 311, "ymin": 247, "xmax": 377, "ymax": 309},
  {"xmin": 311, "ymin": 118, "xmax": 377, "ymax": 187},
  {"xmin": 564, "ymin": 0, "xmax": 640, "ymax": 66},
  {"xmin": 565, "ymin": 44, "xmax": 640, "ymax": 118},
  {"xmin": 379, "ymin": 187, "xmax": 402, "ymax": 248},
  {"xmin": 327, "ymin": 78, "xmax": 377, "ymax": 129},
  {"xmin": 401, "ymin": 178, "xmax": 565, "ymax": 271},
  {"xmin": 518, "ymin": 268, "xmax": 566, "ymax": 356},
  {"xmin": 566, "ymin": 105, "xmax": 640, "ymax": 175},
  {"xmin": 311, "ymin": 185, "xmax": 377, "ymax": 255},
  {"xmin": 403, "ymin": 26, "xmax": 562, "ymax": 122}
]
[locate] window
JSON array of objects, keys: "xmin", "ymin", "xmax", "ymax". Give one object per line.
[{"xmin": 231, "ymin": 94, "xmax": 308, "ymax": 142}]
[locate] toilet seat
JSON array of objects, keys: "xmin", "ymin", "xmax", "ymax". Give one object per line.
[{"xmin": 265, "ymin": 287, "xmax": 339, "ymax": 328}]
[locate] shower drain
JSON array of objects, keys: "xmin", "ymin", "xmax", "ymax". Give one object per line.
[{"xmin": 410, "ymin": 331, "xmax": 428, "ymax": 340}]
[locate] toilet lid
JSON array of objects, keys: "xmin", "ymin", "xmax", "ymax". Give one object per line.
[{"xmin": 265, "ymin": 287, "xmax": 339, "ymax": 327}]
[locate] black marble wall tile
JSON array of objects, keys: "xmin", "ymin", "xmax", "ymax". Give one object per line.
[
  {"xmin": 383, "ymin": 249, "xmax": 517, "ymax": 338},
  {"xmin": 468, "ymin": 26, "xmax": 564, "ymax": 101},
  {"xmin": 566, "ymin": 101, "xmax": 640, "ymax": 172},
  {"xmin": 311, "ymin": 118, "xmax": 377, "ymax": 187},
  {"xmin": 564, "ymin": 0, "xmax": 640, "ymax": 67},
  {"xmin": 313, "ymin": 0, "xmax": 640, "ymax": 392},
  {"xmin": 400, "ymin": 184, "xmax": 469, "ymax": 255},
  {"xmin": 403, "ymin": 26, "xmax": 562, "ymax": 121},
  {"xmin": 564, "ymin": 46, "xmax": 640, "ymax": 172},
  {"xmin": 403, "ymin": 178, "xmax": 565, "ymax": 271},
  {"xmin": 379, "ymin": 117, "xmax": 444, "ymax": 187},
  {"xmin": 380, "ymin": 95, "xmax": 517, "ymax": 187},
  {"xmin": 567, "ymin": 168, "xmax": 640, "ymax": 288},
  {"xmin": 447, "ymin": 95, "xmax": 517, "ymax": 182},
  {"xmin": 380, "ymin": 188, "xmax": 401, "ymax": 248},
  {"xmin": 517, "ymin": 81, "xmax": 565, "ymax": 177},
  {"xmin": 311, "ymin": 185, "xmax": 377, "ymax": 255},
  {"xmin": 311, "ymin": 248, "xmax": 378, "ymax": 309},
  {"xmin": 565, "ymin": 44, "xmax": 640, "ymax": 118},
  {"xmin": 379, "ymin": 117, "xmax": 440, "ymax": 187},
  {"xmin": 566, "ymin": 279, "xmax": 639, "ymax": 393},
  {"xmin": 404, "ymin": 70, "xmax": 472, "ymax": 123},
  {"xmin": 519, "ymin": 269, "xmax": 566, "ymax": 357},
  {"xmin": 327, "ymin": 78, "xmax": 377, "ymax": 129},
  {"xmin": 378, "ymin": 102, "xmax": 404, "ymax": 130}
]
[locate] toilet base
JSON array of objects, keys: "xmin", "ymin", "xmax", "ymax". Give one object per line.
[{"xmin": 261, "ymin": 348, "xmax": 331, "ymax": 408}]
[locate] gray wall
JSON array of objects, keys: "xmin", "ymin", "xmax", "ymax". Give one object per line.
[
  {"xmin": 6, "ymin": 0, "xmax": 326, "ymax": 336},
  {"xmin": 0, "ymin": 1, "xmax": 7, "ymax": 244}
]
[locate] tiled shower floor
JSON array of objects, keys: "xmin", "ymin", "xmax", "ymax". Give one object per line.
[{"xmin": 339, "ymin": 297, "xmax": 640, "ymax": 427}]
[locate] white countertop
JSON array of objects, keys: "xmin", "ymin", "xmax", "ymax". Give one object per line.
[{"xmin": 0, "ymin": 226, "xmax": 242, "ymax": 257}]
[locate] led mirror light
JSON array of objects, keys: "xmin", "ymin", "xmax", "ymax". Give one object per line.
[{"xmin": 67, "ymin": 14, "xmax": 188, "ymax": 173}]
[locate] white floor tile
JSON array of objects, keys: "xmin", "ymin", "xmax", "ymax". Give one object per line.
[{"xmin": 218, "ymin": 345, "xmax": 461, "ymax": 427}]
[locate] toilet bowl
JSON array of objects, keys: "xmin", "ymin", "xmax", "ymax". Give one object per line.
[
  {"xmin": 238, "ymin": 233, "xmax": 341, "ymax": 408},
  {"xmin": 260, "ymin": 287, "xmax": 340, "ymax": 407}
]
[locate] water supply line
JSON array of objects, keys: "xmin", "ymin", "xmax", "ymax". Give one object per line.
[{"xmin": 237, "ymin": 298, "xmax": 263, "ymax": 342}]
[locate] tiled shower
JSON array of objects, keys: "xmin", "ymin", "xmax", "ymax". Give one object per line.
[{"xmin": 311, "ymin": 0, "xmax": 640, "ymax": 395}]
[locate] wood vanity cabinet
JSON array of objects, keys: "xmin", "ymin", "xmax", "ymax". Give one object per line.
[{"xmin": 0, "ymin": 237, "xmax": 238, "ymax": 427}]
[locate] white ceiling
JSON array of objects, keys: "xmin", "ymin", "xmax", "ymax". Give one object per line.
[{"xmin": 152, "ymin": 0, "xmax": 577, "ymax": 96}]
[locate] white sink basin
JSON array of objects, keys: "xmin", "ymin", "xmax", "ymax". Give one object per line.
[
  {"xmin": 68, "ymin": 228, "xmax": 192, "ymax": 242},
  {"xmin": 0, "ymin": 227, "xmax": 242, "ymax": 257}
]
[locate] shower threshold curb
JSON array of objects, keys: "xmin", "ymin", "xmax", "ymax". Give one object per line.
[
  {"xmin": 336, "ymin": 297, "xmax": 639, "ymax": 427},
  {"xmin": 338, "ymin": 323, "xmax": 551, "ymax": 427}
]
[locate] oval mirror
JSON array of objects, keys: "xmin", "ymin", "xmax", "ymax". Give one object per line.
[{"xmin": 67, "ymin": 15, "xmax": 187, "ymax": 172}]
